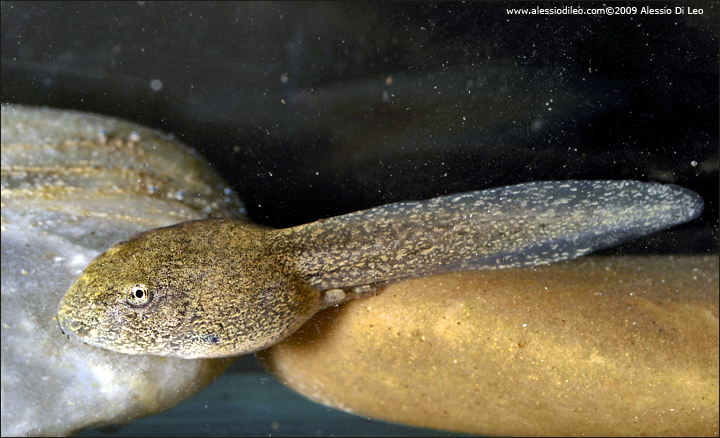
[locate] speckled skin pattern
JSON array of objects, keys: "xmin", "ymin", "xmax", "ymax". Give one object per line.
[{"xmin": 58, "ymin": 181, "xmax": 703, "ymax": 358}]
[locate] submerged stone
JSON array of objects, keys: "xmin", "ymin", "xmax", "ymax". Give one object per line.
[
  {"xmin": 260, "ymin": 255, "xmax": 719, "ymax": 436},
  {"xmin": 1, "ymin": 105, "xmax": 243, "ymax": 436}
]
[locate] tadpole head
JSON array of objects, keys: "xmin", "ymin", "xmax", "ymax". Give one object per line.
[
  {"xmin": 57, "ymin": 228, "xmax": 192, "ymax": 357},
  {"xmin": 58, "ymin": 219, "xmax": 323, "ymax": 359}
]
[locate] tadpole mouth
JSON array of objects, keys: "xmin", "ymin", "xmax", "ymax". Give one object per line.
[
  {"xmin": 57, "ymin": 292, "xmax": 94, "ymax": 342},
  {"xmin": 57, "ymin": 312, "xmax": 83, "ymax": 339}
]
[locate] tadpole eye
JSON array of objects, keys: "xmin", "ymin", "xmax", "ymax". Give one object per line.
[{"xmin": 125, "ymin": 284, "xmax": 153, "ymax": 308}]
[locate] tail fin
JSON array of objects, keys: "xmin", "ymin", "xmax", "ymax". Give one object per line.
[{"xmin": 277, "ymin": 181, "xmax": 703, "ymax": 290}]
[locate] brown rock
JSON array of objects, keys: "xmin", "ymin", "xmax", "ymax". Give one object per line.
[{"xmin": 260, "ymin": 255, "xmax": 719, "ymax": 436}]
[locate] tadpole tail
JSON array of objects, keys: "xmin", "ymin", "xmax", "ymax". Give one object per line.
[{"xmin": 276, "ymin": 181, "xmax": 704, "ymax": 290}]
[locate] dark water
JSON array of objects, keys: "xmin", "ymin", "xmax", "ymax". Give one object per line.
[
  {"xmin": 2, "ymin": 2, "xmax": 717, "ymax": 237},
  {"xmin": 75, "ymin": 369, "xmax": 472, "ymax": 437}
]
